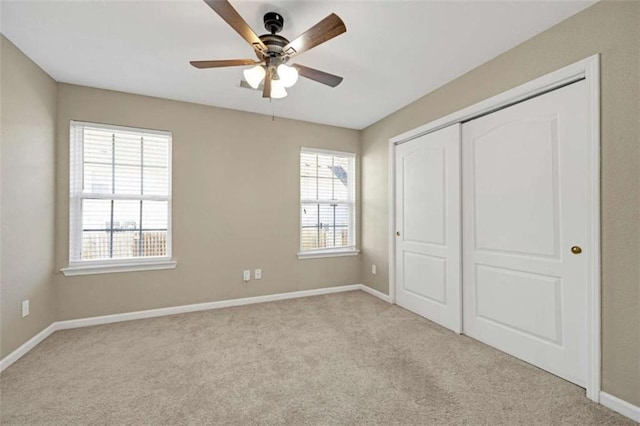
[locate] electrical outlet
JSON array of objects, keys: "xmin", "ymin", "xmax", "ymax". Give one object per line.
[
  {"xmin": 255, "ymin": 269, "xmax": 262, "ymax": 280},
  {"xmin": 243, "ymin": 270, "xmax": 251, "ymax": 282},
  {"xmin": 22, "ymin": 300, "xmax": 29, "ymax": 318},
  {"xmin": 372, "ymin": 264, "xmax": 377, "ymax": 275}
]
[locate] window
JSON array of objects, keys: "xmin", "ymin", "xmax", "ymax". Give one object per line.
[
  {"xmin": 299, "ymin": 148, "xmax": 358, "ymax": 259},
  {"xmin": 63, "ymin": 121, "xmax": 174, "ymax": 276}
]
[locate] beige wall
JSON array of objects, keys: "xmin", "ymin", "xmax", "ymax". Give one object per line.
[
  {"xmin": 2, "ymin": 0, "xmax": 638, "ymax": 410},
  {"xmin": 54, "ymin": 84, "xmax": 361, "ymax": 320},
  {"xmin": 361, "ymin": 1, "xmax": 640, "ymax": 405},
  {"xmin": 0, "ymin": 36, "xmax": 57, "ymax": 358}
]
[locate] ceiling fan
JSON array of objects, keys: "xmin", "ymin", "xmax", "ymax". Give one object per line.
[{"xmin": 190, "ymin": 0, "xmax": 347, "ymax": 99}]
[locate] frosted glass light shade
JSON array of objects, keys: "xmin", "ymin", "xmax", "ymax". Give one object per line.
[
  {"xmin": 270, "ymin": 79, "xmax": 287, "ymax": 99},
  {"xmin": 243, "ymin": 65, "xmax": 266, "ymax": 89},
  {"xmin": 277, "ymin": 64, "xmax": 299, "ymax": 88}
]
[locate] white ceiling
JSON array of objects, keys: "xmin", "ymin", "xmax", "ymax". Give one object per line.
[{"xmin": 1, "ymin": 0, "xmax": 594, "ymax": 130}]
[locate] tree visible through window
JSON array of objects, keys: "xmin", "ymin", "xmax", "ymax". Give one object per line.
[
  {"xmin": 300, "ymin": 148, "xmax": 356, "ymax": 254},
  {"xmin": 69, "ymin": 121, "xmax": 171, "ymax": 264}
]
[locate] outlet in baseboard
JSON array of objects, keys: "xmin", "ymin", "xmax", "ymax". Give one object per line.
[
  {"xmin": 22, "ymin": 300, "xmax": 29, "ymax": 318},
  {"xmin": 372, "ymin": 264, "xmax": 377, "ymax": 275}
]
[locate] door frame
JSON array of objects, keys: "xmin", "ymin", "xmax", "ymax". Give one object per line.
[{"xmin": 388, "ymin": 54, "xmax": 600, "ymax": 402}]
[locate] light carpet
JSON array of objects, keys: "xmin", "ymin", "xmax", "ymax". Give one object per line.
[{"xmin": 0, "ymin": 290, "xmax": 633, "ymax": 425}]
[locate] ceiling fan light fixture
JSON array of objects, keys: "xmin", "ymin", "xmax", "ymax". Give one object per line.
[
  {"xmin": 243, "ymin": 65, "xmax": 266, "ymax": 89},
  {"xmin": 190, "ymin": 2, "xmax": 346, "ymax": 98},
  {"xmin": 270, "ymin": 79, "xmax": 288, "ymax": 99},
  {"xmin": 277, "ymin": 64, "xmax": 299, "ymax": 88}
]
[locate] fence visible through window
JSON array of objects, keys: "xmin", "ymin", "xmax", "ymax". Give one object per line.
[
  {"xmin": 69, "ymin": 121, "xmax": 172, "ymax": 263},
  {"xmin": 300, "ymin": 148, "xmax": 355, "ymax": 253}
]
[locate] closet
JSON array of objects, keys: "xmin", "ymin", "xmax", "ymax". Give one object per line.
[{"xmin": 393, "ymin": 77, "xmax": 594, "ymax": 388}]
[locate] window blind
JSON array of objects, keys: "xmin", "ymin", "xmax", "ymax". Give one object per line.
[
  {"xmin": 69, "ymin": 121, "xmax": 171, "ymax": 263},
  {"xmin": 300, "ymin": 148, "xmax": 356, "ymax": 252}
]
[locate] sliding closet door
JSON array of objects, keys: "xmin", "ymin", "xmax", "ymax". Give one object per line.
[
  {"xmin": 462, "ymin": 81, "xmax": 589, "ymax": 386},
  {"xmin": 395, "ymin": 124, "xmax": 461, "ymax": 333}
]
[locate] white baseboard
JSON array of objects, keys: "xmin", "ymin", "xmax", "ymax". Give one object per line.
[
  {"xmin": 600, "ymin": 392, "xmax": 640, "ymax": 423},
  {"xmin": 1, "ymin": 284, "xmax": 364, "ymax": 372},
  {"xmin": 56, "ymin": 284, "xmax": 363, "ymax": 330},
  {"xmin": 3, "ymin": 287, "xmax": 636, "ymax": 423},
  {"xmin": 0, "ymin": 323, "xmax": 57, "ymax": 373},
  {"xmin": 359, "ymin": 284, "xmax": 393, "ymax": 303}
]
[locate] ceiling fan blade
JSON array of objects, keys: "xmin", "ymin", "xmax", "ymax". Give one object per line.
[
  {"xmin": 263, "ymin": 73, "xmax": 272, "ymax": 98},
  {"xmin": 203, "ymin": 0, "xmax": 267, "ymax": 53},
  {"xmin": 292, "ymin": 64, "xmax": 343, "ymax": 88},
  {"xmin": 282, "ymin": 13, "xmax": 346, "ymax": 58},
  {"xmin": 190, "ymin": 59, "xmax": 260, "ymax": 69}
]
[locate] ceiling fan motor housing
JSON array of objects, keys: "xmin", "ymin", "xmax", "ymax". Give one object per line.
[{"xmin": 264, "ymin": 12, "xmax": 284, "ymax": 34}]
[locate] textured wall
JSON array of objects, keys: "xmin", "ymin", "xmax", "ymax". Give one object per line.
[
  {"xmin": 54, "ymin": 84, "xmax": 361, "ymax": 320},
  {"xmin": 360, "ymin": 1, "xmax": 639, "ymax": 406},
  {"xmin": 0, "ymin": 36, "xmax": 57, "ymax": 358}
]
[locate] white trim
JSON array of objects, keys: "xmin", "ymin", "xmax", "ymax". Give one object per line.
[
  {"xmin": 70, "ymin": 120, "xmax": 172, "ymax": 137},
  {"xmin": 1, "ymin": 284, "xmax": 365, "ymax": 371},
  {"xmin": 1, "ymin": 285, "xmax": 630, "ymax": 423},
  {"xmin": 388, "ymin": 138, "xmax": 397, "ymax": 304},
  {"xmin": 67, "ymin": 256, "xmax": 174, "ymax": 268},
  {"xmin": 300, "ymin": 146, "xmax": 356, "ymax": 157},
  {"xmin": 360, "ymin": 284, "xmax": 393, "ymax": 303},
  {"xmin": 585, "ymin": 55, "xmax": 601, "ymax": 402},
  {"xmin": 0, "ymin": 323, "xmax": 57, "ymax": 372},
  {"xmin": 61, "ymin": 259, "xmax": 177, "ymax": 276},
  {"xmin": 297, "ymin": 249, "xmax": 359, "ymax": 259},
  {"xmin": 600, "ymin": 392, "xmax": 640, "ymax": 423},
  {"xmin": 388, "ymin": 54, "xmax": 601, "ymax": 401},
  {"xmin": 55, "ymin": 285, "xmax": 363, "ymax": 330},
  {"xmin": 167, "ymin": 126, "xmax": 174, "ymax": 265}
]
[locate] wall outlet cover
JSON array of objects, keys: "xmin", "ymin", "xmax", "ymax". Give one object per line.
[
  {"xmin": 22, "ymin": 300, "xmax": 30, "ymax": 318},
  {"xmin": 255, "ymin": 269, "xmax": 262, "ymax": 280},
  {"xmin": 243, "ymin": 270, "xmax": 251, "ymax": 282}
]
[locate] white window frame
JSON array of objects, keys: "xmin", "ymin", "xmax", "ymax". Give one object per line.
[
  {"xmin": 62, "ymin": 121, "xmax": 176, "ymax": 276},
  {"xmin": 298, "ymin": 147, "xmax": 359, "ymax": 259}
]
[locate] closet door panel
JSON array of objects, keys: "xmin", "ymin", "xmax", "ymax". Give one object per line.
[
  {"xmin": 395, "ymin": 124, "xmax": 461, "ymax": 333},
  {"xmin": 462, "ymin": 80, "xmax": 589, "ymax": 387}
]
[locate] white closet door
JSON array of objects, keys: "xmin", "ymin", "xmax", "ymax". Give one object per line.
[
  {"xmin": 395, "ymin": 124, "xmax": 461, "ymax": 333},
  {"xmin": 462, "ymin": 81, "xmax": 589, "ymax": 387}
]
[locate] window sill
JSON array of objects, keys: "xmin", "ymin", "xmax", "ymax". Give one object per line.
[
  {"xmin": 61, "ymin": 259, "xmax": 177, "ymax": 276},
  {"xmin": 297, "ymin": 249, "xmax": 360, "ymax": 260}
]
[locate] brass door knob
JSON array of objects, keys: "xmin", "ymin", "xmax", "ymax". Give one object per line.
[
  {"xmin": 396, "ymin": 231, "xmax": 400, "ymax": 236},
  {"xmin": 571, "ymin": 246, "xmax": 582, "ymax": 254}
]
